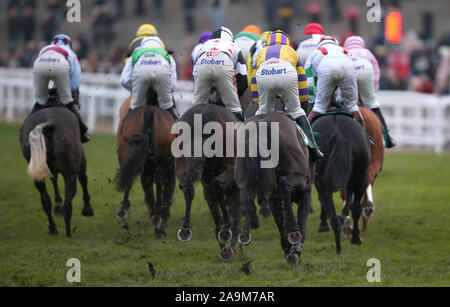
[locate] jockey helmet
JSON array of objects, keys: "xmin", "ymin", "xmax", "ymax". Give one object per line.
[
  {"xmin": 136, "ymin": 24, "xmax": 158, "ymax": 37},
  {"xmin": 241, "ymin": 25, "xmax": 262, "ymax": 36},
  {"xmin": 211, "ymin": 26, "xmax": 234, "ymax": 42},
  {"xmin": 52, "ymin": 34, "xmax": 72, "ymax": 49},
  {"xmin": 303, "ymin": 23, "xmax": 324, "ymax": 35},
  {"xmin": 266, "ymin": 30, "xmax": 291, "ymax": 47}
]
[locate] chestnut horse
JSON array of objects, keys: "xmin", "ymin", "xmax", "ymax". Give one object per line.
[{"xmin": 115, "ymin": 94, "xmax": 176, "ymax": 238}]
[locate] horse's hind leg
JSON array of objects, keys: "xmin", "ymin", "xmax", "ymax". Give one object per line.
[
  {"xmin": 62, "ymin": 175, "xmax": 77, "ymax": 237},
  {"xmin": 79, "ymin": 158, "xmax": 94, "ymax": 217},
  {"xmin": 177, "ymin": 182, "xmax": 195, "ymax": 242},
  {"xmin": 35, "ymin": 181, "xmax": 58, "ymax": 235},
  {"xmin": 318, "ymin": 191, "xmax": 342, "ymax": 254},
  {"xmin": 269, "ymin": 195, "xmax": 292, "ymax": 259},
  {"xmin": 51, "ymin": 174, "xmax": 63, "ymax": 218},
  {"xmin": 350, "ymin": 188, "xmax": 365, "ymax": 245},
  {"xmin": 340, "ymin": 186, "xmax": 353, "ymax": 239},
  {"xmin": 226, "ymin": 190, "xmax": 242, "ymax": 258},
  {"xmin": 141, "ymin": 163, "xmax": 156, "ymax": 226},
  {"xmin": 279, "ymin": 177, "xmax": 301, "ymax": 246},
  {"xmin": 318, "ymin": 206, "xmax": 330, "ymax": 232},
  {"xmin": 238, "ymin": 188, "xmax": 255, "ymax": 246},
  {"xmin": 116, "ymin": 187, "xmax": 131, "ymax": 222}
]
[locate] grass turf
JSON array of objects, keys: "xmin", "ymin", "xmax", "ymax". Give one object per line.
[{"xmin": 0, "ymin": 122, "xmax": 449, "ymax": 286}]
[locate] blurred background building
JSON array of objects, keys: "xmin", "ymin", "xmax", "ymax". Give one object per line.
[{"xmin": 0, "ymin": 0, "xmax": 449, "ymax": 95}]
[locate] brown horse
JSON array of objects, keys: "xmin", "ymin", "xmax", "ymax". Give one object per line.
[
  {"xmin": 174, "ymin": 104, "xmax": 243, "ymax": 262},
  {"xmin": 115, "ymin": 96, "xmax": 176, "ymax": 238},
  {"xmin": 235, "ymin": 112, "xmax": 315, "ymax": 265},
  {"xmin": 20, "ymin": 96, "xmax": 94, "ymax": 237}
]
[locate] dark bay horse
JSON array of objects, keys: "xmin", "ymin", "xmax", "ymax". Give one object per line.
[
  {"xmin": 235, "ymin": 112, "xmax": 315, "ymax": 265},
  {"xmin": 20, "ymin": 97, "xmax": 94, "ymax": 237},
  {"xmin": 312, "ymin": 113, "xmax": 371, "ymax": 254},
  {"xmin": 319, "ymin": 107, "xmax": 384, "ymax": 235},
  {"xmin": 115, "ymin": 101, "xmax": 176, "ymax": 238},
  {"xmin": 174, "ymin": 104, "xmax": 242, "ymax": 262}
]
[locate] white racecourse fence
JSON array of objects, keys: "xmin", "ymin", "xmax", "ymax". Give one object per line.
[{"xmin": 1, "ymin": 68, "xmax": 449, "ymax": 153}]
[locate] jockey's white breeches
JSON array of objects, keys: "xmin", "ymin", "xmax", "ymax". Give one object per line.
[
  {"xmin": 313, "ymin": 56, "xmax": 359, "ymax": 114},
  {"xmin": 131, "ymin": 53, "xmax": 174, "ymax": 110},
  {"xmin": 255, "ymin": 59, "xmax": 305, "ymax": 119},
  {"xmin": 33, "ymin": 51, "xmax": 72, "ymax": 105},
  {"xmin": 193, "ymin": 51, "xmax": 242, "ymax": 113}
]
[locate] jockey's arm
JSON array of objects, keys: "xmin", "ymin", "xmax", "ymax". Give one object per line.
[
  {"xmin": 121, "ymin": 57, "xmax": 133, "ymax": 92},
  {"xmin": 69, "ymin": 51, "xmax": 81, "ymax": 92},
  {"xmin": 170, "ymin": 55, "xmax": 177, "ymax": 92}
]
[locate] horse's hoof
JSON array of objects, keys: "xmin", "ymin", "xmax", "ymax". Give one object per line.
[
  {"xmin": 177, "ymin": 227, "xmax": 192, "ymax": 242},
  {"xmin": 219, "ymin": 247, "xmax": 235, "ymax": 262},
  {"xmin": 82, "ymin": 206, "xmax": 94, "ymax": 217},
  {"xmin": 238, "ymin": 232, "xmax": 252, "ymax": 246},
  {"xmin": 217, "ymin": 228, "xmax": 232, "ymax": 244},
  {"xmin": 54, "ymin": 206, "xmax": 63, "ymax": 218},
  {"xmin": 259, "ymin": 205, "xmax": 271, "ymax": 218},
  {"xmin": 287, "ymin": 231, "xmax": 302, "ymax": 245},
  {"xmin": 318, "ymin": 224, "xmax": 331, "ymax": 233},
  {"xmin": 285, "ymin": 250, "xmax": 300, "ymax": 265},
  {"xmin": 362, "ymin": 202, "xmax": 375, "ymax": 219},
  {"xmin": 250, "ymin": 215, "xmax": 260, "ymax": 230},
  {"xmin": 341, "ymin": 216, "xmax": 353, "ymax": 239},
  {"xmin": 151, "ymin": 216, "xmax": 162, "ymax": 229},
  {"xmin": 48, "ymin": 225, "xmax": 58, "ymax": 235},
  {"xmin": 116, "ymin": 209, "xmax": 129, "ymax": 222},
  {"xmin": 351, "ymin": 235, "xmax": 363, "ymax": 245},
  {"xmin": 155, "ymin": 228, "xmax": 166, "ymax": 239}
]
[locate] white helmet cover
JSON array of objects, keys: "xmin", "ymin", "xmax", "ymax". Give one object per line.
[
  {"xmin": 211, "ymin": 26, "xmax": 234, "ymax": 42},
  {"xmin": 141, "ymin": 36, "xmax": 163, "ymax": 49}
]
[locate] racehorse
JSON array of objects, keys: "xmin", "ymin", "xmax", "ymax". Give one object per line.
[
  {"xmin": 174, "ymin": 104, "xmax": 243, "ymax": 262},
  {"xmin": 20, "ymin": 95, "xmax": 94, "ymax": 237},
  {"xmin": 318, "ymin": 106, "xmax": 384, "ymax": 234},
  {"xmin": 312, "ymin": 112, "xmax": 371, "ymax": 254},
  {"xmin": 115, "ymin": 90, "xmax": 176, "ymax": 238},
  {"xmin": 235, "ymin": 112, "xmax": 315, "ymax": 265}
]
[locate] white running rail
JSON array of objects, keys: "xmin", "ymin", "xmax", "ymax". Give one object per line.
[{"xmin": 0, "ymin": 68, "xmax": 449, "ymax": 153}]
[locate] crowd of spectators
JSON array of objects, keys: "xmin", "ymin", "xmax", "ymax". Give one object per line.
[{"xmin": 1, "ymin": 0, "xmax": 449, "ymax": 95}]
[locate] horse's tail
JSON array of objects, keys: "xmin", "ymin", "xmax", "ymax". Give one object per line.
[
  {"xmin": 245, "ymin": 125, "xmax": 274, "ymax": 199},
  {"xmin": 116, "ymin": 108, "xmax": 154, "ymax": 192},
  {"xmin": 27, "ymin": 123, "xmax": 54, "ymax": 182},
  {"xmin": 324, "ymin": 132, "xmax": 353, "ymax": 189}
]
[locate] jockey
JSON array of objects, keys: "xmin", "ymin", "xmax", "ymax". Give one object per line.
[
  {"xmin": 192, "ymin": 26, "xmax": 247, "ymax": 121},
  {"xmin": 191, "ymin": 31, "xmax": 212, "ymax": 66},
  {"xmin": 125, "ymin": 24, "xmax": 164, "ymax": 62},
  {"xmin": 344, "ymin": 36, "xmax": 396, "ymax": 148},
  {"xmin": 251, "ymin": 31, "xmax": 323, "ymax": 161},
  {"xmin": 292, "ymin": 23, "xmax": 325, "ymax": 68},
  {"xmin": 305, "ymin": 35, "xmax": 364, "ymax": 126},
  {"xmin": 121, "ymin": 36, "xmax": 180, "ymax": 120},
  {"xmin": 30, "ymin": 34, "xmax": 90, "ymax": 143},
  {"xmin": 246, "ymin": 31, "xmax": 271, "ymax": 87},
  {"xmin": 234, "ymin": 25, "xmax": 262, "ymax": 63}
]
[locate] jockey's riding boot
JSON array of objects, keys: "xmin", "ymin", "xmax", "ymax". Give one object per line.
[
  {"xmin": 167, "ymin": 106, "xmax": 180, "ymax": 121},
  {"xmin": 233, "ymin": 111, "xmax": 245, "ymax": 122},
  {"xmin": 295, "ymin": 115, "xmax": 324, "ymax": 162},
  {"xmin": 371, "ymin": 108, "xmax": 396, "ymax": 148},
  {"xmin": 66, "ymin": 101, "xmax": 90, "ymax": 143},
  {"xmin": 352, "ymin": 111, "xmax": 365, "ymax": 128}
]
